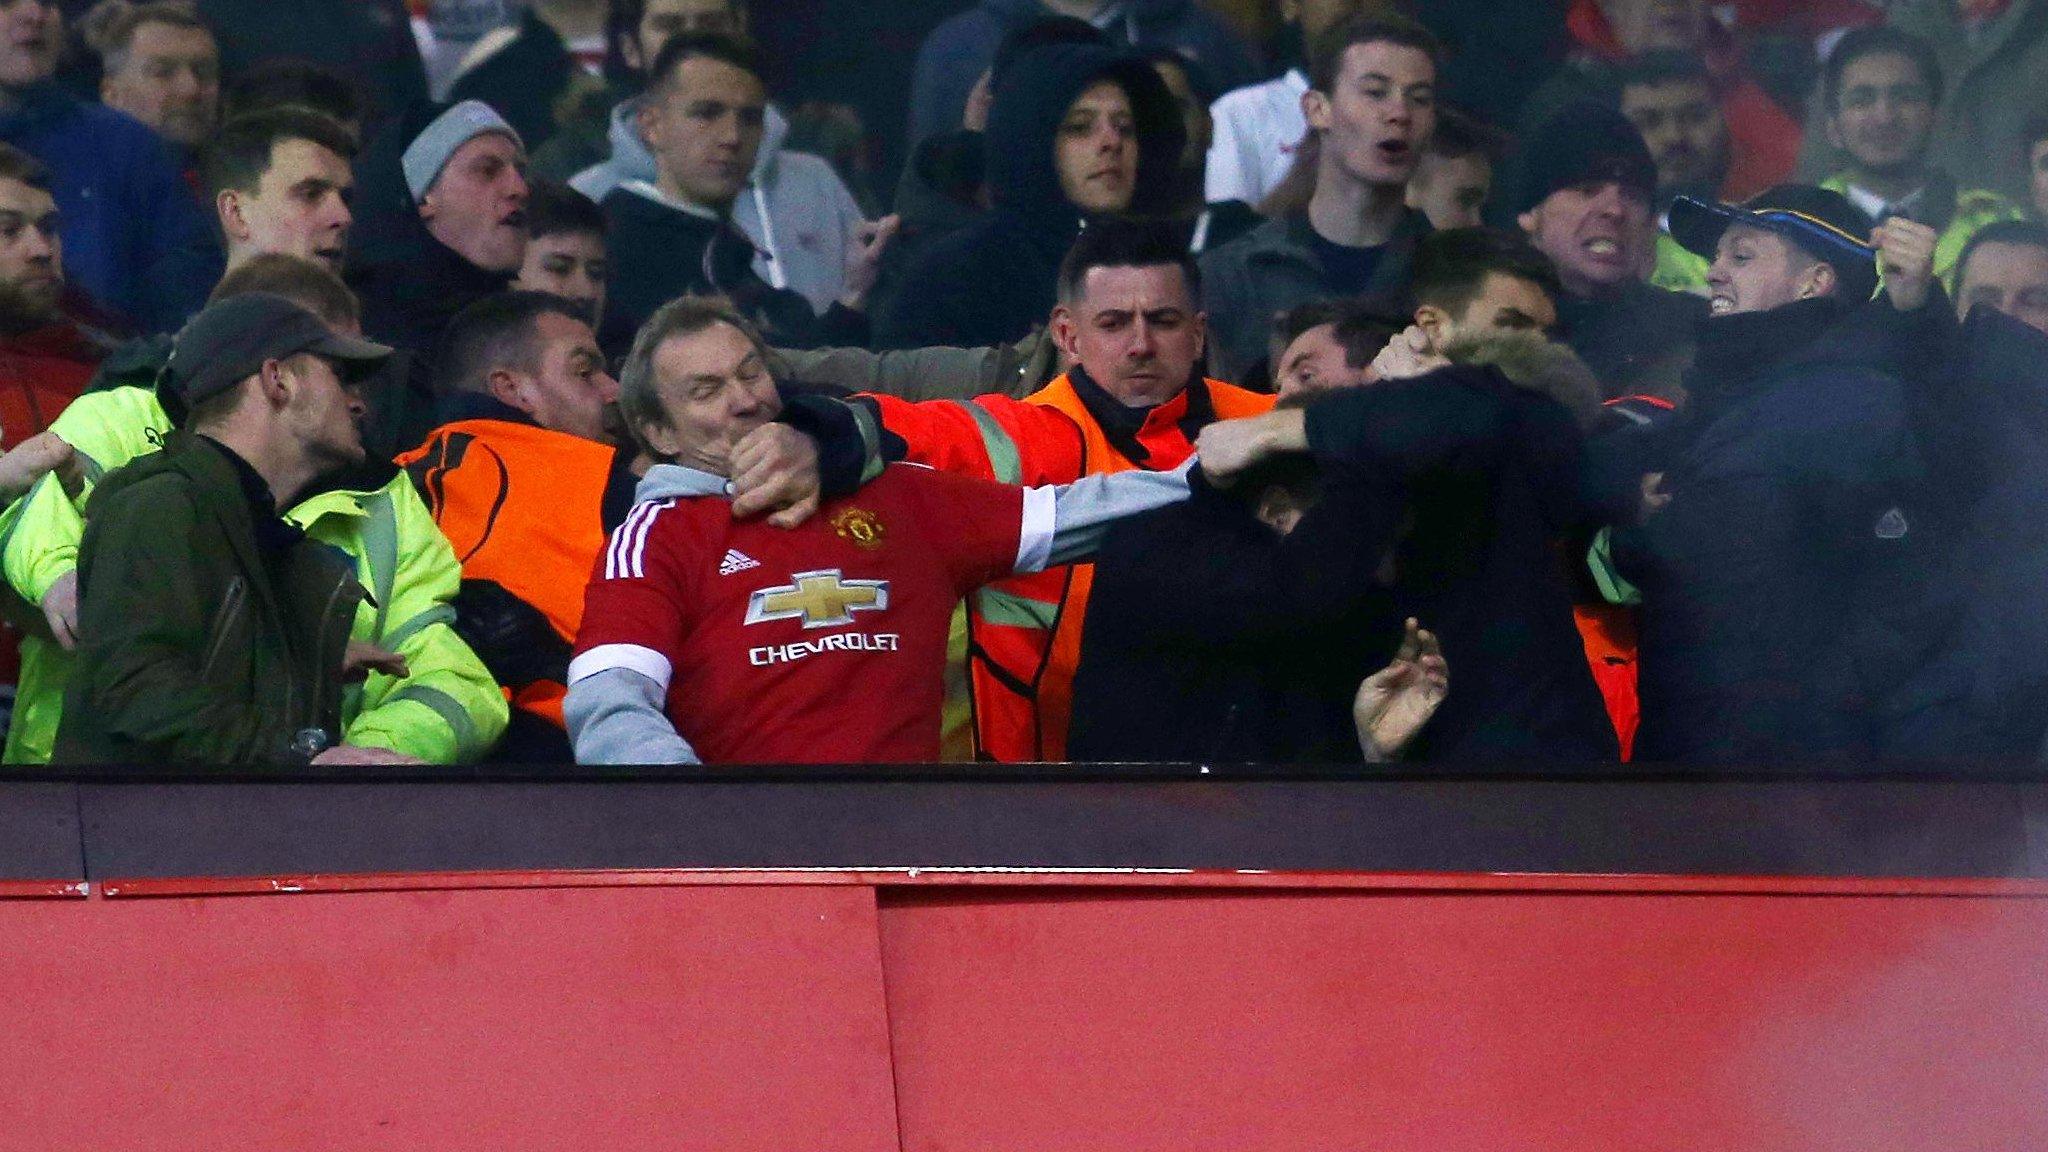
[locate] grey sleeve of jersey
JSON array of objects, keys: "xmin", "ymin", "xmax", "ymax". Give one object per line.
[
  {"xmin": 1018, "ymin": 459, "xmax": 1196, "ymax": 572},
  {"xmin": 563, "ymin": 667, "xmax": 703, "ymax": 765}
]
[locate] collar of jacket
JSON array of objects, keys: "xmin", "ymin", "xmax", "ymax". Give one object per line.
[
  {"xmin": 1685, "ymin": 296, "xmax": 1848, "ymax": 410},
  {"xmin": 293, "ymin": 460, "xmax": 404, "ymax": 519},
  {"xmin": 619, "ymin": 178, "xmax": 726, "ymax": 223},
  {"xmin": 196, "ymin": 434, "xmax": 307, "ymax": 554},
  {"xmin": 1066, "ymin": 364, "xmax": 1212, "ymax": 467},
  {"xmin": 436, "ymin": 389, "xmax": 538, "ymax": 428},
  {"xmin": 635, "ymin": 462, "xmax": 730, "ymax": 502},
  {"xmin": 1825, "ymin": 169, "xmax": 1961, "ymax": 233}
]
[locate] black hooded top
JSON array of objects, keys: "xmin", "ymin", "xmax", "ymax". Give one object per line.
[{"xmin": 874, "ymin": 42, "xmax": 1185, "ymax": 350}]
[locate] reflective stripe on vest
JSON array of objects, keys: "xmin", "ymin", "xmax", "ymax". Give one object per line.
[{"xmin": 964, "ymin": 376, "xmax": 1277, "ymax": 761}]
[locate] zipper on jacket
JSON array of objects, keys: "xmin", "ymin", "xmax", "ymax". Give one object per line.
[{"xmin": 199, "ymin": 577, "xmax": 248, "ymax": 683}]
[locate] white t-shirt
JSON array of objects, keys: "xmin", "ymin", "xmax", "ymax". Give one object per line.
[{"xmin": 1205, "ymin": 69, "xmax": 1310, "ymax": 207}]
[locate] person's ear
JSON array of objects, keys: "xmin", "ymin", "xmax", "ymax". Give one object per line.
[
  {"xmin": 1797, "ymin": 262, "xmax": 1837, "ymax": 300},
  {"xmin": 258, "ymin": 359, "xmax": 294, "ymax": 407},
  {"xmin": 485, "ymin": 366, "xmax": 529, "ymax": 413},
  {"xmin": 1414, "ymin": 303, "xmax": 1453, "ymax": 343},
  {"xmin": 418, "ymin": 187, "xmax": 440, "ymax": 224},
  {"xmin": 1517, "ymin": 206, "xmax": 1540, "ymax": 237},
  {"xmin": 217, "ymin": 189, "xmax": 248, "ymax": 243},
  {"xmin": 637, "ymin": 414, "xmax": 682, "ymax": 459},
  {"xmin": 1302, "ymin": 88, "xmax": 1331, "ymax": 134},
  {"xmin": 1823, "ymin": 114, "xmax": 1844, "ymax": 153},
  {"xmin": 636, "ymin": 99, "xmax": 663, "ymax": 151},
  {"xmin": 1050, "ymin": 305, "xmax": 1082, "ymax": 360}
]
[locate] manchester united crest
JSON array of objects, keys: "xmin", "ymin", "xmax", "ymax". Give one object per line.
[{"xmin": 831, "ymin": 507, "xmax": 887, "ymax": 550}]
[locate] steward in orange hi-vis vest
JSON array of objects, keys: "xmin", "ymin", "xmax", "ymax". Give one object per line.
[
  {"xmin": 397, "ymin": 394, "xmax": 637, "ymax": 744},
  {"xmin": 855, "ymin": 368, "xmax": 1273, "ymax": 761}
]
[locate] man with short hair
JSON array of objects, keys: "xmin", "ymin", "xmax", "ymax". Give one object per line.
[
  {"xmin": 1269, "ymin": 227, "xmax": 1559, "ymax": 400},
  {"xmin": 563, "ymin": 4, "xmax": 868, "ymax": 318},
  {"xmin": 1523, "ymin": 0, "xmax": 1798, "ymax": 200},
  {"xmin": 515, "ymin": 178, "xmax": 608, "ymax": 327},
  {"xmin": 1190, "ymin": 245, "xmax": 1618, "ymax": 761},
  {"xmin": 1200, "ymin": 15, "xmax": 1438, "ymax": 381},
  {"xmin": 856, "ymin": 220, "xmax": 1273, "ymax": 761},
  {"xmin": 1605, "ymin": 184, "xmax": 1931, "ymax": 761},
  {"xmin": 1954, "ymin": 220, "xmax": 2048, "ymax": 336},
  {"xmin": 397, "ymin": 291, "xmax": 623, "ymax": 759},
  {"xmin": 208, "ymin": 107, "xmax": 357, "ymax": 276},
  {"xmin": 52, "ymin": 293, "xmax": 415, "ymax": 764},
  {"xmin": 565, "ymin": 296, "xmax": 1193, "ymax": 765},
  {"xmin": 85, "ymin": 0, "xmax": 220, "ymax": 152},
  {"xmin": 1270, "ymin": 301, "xmax": 1401, "ymax": 400},
  {"xmin": 351, "ymin": 99, "xmax": 530, "ymax": 458},
  {"xmin": 1404, "ymin": 107, "xmax": 1502, "ymax": 231},
  {"xmin": 1513, "ymin": 101, "xmax": 1704, "ymax": 400},
  {"xmin": 1614, "ymin": 51, "xmax": 1730, "ymax": 295},
  {"xmin": 1408, "ymin": 225, "xmax": 1561, "ymax": 344},
  {"xmin": 600, "ymin": 32, "xmax": 885, "ymax": 351},
  {"xmin": 0, "ymin": 0, "xmax": 212, "ymax": 331},
  {"xmin": 2, "ymin": 254, "xmax": 509, "ymax": 765},
  {"xmin": 1817, "ymin": 26, "xmax": 2023, "ymax": 288}
]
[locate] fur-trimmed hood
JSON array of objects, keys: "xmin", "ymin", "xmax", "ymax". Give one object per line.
[{"xmin": 1441, "ymin": 329, "xmax": 1606, "ymax": 432}]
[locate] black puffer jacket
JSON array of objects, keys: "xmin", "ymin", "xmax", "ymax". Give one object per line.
[
  {"xmin": 875, "ymin": 42, "xmax": 1185, "ymax": 350},
  {"xmin": 1609, "ymin": 298, "xmax": 1946, "ymax": 764}
]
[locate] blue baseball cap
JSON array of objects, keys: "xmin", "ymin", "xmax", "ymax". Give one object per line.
[{"xmin": 1670, "ymin": 184, "xmax": 1879, "ymax": 300}]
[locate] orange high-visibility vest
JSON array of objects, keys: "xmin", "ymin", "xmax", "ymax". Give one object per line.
[
  {"xmin": 398, "ymin": 419, "xmax": 617, "ymax": 727},
  {"xmin": 959, "ymin": 374, "xmax": 1274, "ymax": 761}
]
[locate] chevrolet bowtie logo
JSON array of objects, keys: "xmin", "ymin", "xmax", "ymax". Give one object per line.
[{"xmin": 745, "ymin": 569, "xmax": 891, "ymax": 629}]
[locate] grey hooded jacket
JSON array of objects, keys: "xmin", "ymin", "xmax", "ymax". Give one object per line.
[{"xmin": 573, "ymin": 102, "xmax": 867, "ymax": 314}]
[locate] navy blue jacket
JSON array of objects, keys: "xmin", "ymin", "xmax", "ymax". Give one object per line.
[
  {"xmin": 0, "ymin": 85, "xmax": 214, "ymax": 332},
  {"xmin": 1610, "ymin": 298, "xmax": 1942, "ymax": 764}
]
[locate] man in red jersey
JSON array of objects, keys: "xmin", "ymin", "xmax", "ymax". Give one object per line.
[{"xmin": 564, "ymin": 296, "xmax": 1192, "ymax": 764}]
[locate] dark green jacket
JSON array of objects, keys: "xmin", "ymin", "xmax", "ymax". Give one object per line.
[{"xmin": 53, "ymin": 434, "xmax": 364, "ymax": 765}]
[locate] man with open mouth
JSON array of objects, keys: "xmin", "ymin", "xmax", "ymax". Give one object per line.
[
  {"xmin": 1512, "ymin": 100, "xmax": 1705, "ymax": 405},
  {"xmin": 1198, "ymin": 13, "xmax": 1438, "ymax": 383}
]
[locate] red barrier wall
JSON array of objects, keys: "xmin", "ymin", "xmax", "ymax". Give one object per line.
[
  {"xmin": 0, "ymin": 883, "xmax": 901, "ymax": 1152},
  {"xmin": 1, "ymin": 871, "xmax": 2044, "ymax": 1150}
]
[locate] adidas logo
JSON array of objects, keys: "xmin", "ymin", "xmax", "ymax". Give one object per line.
[{"xmin": 718, "ymin": 549, "xmax": 762, "ymax": 576}]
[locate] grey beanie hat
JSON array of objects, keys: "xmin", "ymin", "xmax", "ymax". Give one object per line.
[{"xmin": 402, "ymin": 100, "xmax": 523, "ymax": 202}]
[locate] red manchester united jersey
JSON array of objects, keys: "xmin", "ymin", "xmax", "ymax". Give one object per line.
[{"xmin": 570, "ymin": 464, "xmax": 1042, "ymax": 763}]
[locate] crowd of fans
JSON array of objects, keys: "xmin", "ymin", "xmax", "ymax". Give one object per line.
[{"xmin": 3, "ymin": 0, "xmax": 2048, "ymax": 768}]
